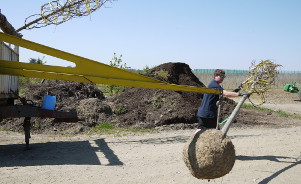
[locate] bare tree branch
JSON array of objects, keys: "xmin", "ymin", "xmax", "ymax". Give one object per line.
[{"xmin": 0, "ymin": 13, "xmax": 22, "ymax": 37}]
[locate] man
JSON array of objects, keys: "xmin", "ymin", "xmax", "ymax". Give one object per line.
[{"xmin": 196, "ymin": 69, "xmax": 248, "ymax": 132}]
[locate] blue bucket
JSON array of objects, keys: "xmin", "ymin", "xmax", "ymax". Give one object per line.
[{"xmin": 41, "ymin": 95, "xmax": 56, "ymax": 110}]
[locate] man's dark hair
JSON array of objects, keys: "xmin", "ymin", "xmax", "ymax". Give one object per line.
[{"xmin": 214, "ymin": 69, "xmax": 225, "ymax": 76}]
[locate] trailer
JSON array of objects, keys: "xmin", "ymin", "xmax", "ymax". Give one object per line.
[
  {"xmin": 0, "ymin": 41, "xmax": 78, "ymax": 149},
  {"xmin": 0, "ymin": 13, "xmax": 78, "ymax": 149}
]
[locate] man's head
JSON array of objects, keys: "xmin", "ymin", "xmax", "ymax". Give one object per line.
[{"xmin": 214, "ymin": 69, "xmax": 226, "ymax": 83}]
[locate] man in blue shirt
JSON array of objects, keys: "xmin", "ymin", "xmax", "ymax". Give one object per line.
[{"xmin": 196, "ymin": 69, "xmax": 246, "ymax": 132}]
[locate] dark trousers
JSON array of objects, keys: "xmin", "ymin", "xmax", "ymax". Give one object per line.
[{"xmin": 197, "ymin": 117, "xmax": 217, "ymax": 129}]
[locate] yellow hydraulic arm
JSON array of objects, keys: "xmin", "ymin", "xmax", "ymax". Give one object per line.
[{"xmin": 0, "ymin": 32, "xmax": 220, "ymax": 95}]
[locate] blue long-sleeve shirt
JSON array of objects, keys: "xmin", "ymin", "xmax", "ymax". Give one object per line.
[{"xmin": 197, "ymin": 79, "xmax": 223, "ymax": 118}]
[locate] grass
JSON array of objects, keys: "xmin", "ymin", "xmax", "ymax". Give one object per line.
[
  {"xmin": 114, "ymin": 105, "xmax": 127, "ymax": 114},
  {"xmin": 241, "ymin": 103, "xmax": 301, "ymax": 119},
  {"xmin": 242, "ymin": 103, "xmax": 272, "ymax": 111},
  {"xmin": 154, "ymin": 70, "xmax": 169, "ymax": 81},
  {"xmin": 89, "ymin": 123, "xmax": 158, "ymax": 136},
  {"xmin": 0, "ymin": 128, "xmax": 10, "ymax": 132}
]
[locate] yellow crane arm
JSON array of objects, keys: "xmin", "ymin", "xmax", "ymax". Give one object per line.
[{"xmin": 0, "ymin": 32, "xmax": 220, "ymax": 95}]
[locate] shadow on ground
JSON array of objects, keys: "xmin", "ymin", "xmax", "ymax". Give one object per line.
[
  {"xmin": 237, "ymin": 155, "xmax": 301, "ymax": 184},
  {"xmin": 0, "ymin": 138, "xmax": 123, "ymax": 167}
]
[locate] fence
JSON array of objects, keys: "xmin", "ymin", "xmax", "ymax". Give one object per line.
[
  {"xmin": 193, "ymin": 69, "xmax": 301, "ymax": 89},
  {"xmin": 0, "ymin": 41, "xmax": 19, "ymax": 99}
]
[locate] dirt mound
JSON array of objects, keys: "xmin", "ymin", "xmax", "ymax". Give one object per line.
[
  {"xmin": 0, "ymin": 62, "xmax": 237, "ymax": 134},
  {"xmin": 28, "ymin": 81, "xmax": 108, "ymax": 133},
  {"xmin": 0, "ymin": 81, "xmax": 106, "ymax": 134},
  {"xmin": 108, "ymin": 62, "xmax": 235, "ymax": 129},
  {"xmin": 148, "ymin": 62, "xmax": 205, "ymax": 105},
  {"xmin": 24, "ymin": 80, "xmax": 105, "ymax": 110}
]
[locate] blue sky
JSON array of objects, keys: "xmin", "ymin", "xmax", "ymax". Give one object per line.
[{"xmin": 1, "ymin": 0, "xmax": 300, "ymax": 71}]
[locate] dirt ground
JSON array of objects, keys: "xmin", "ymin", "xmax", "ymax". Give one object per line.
[
  {"xmin": 1, "ymin": 89, "xmax": 301, "ymax": 184},
  {"xmin": 234, "ymin": 89, "xmax": 301, "ymax": 115}
]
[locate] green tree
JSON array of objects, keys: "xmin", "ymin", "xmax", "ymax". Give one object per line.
[
  {"xmin": 19, "ymin": 56, "xmax": 47, "ymax": 88},
  {"xmin": 29, "ymin": 56, "xmax": 46, "ymax": 64},
  {"xmin": 109, "ymin": 53, "xmax": 130, "ymax": 70},
  {"xmin": 136, "ymin": 65, "xmax": 152, "ymax": 75},
  {"xmin": 98, "ymin": 53, "xmax": 131, "ymax": 97}
]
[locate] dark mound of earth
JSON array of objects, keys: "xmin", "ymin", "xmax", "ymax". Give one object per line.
[
  {"xmin": 24, "ymin": 80, "xmax": 105, "ymax": 109},
  {"xmin": 108, "ymin": 62, "xmax": 235, "ymax": 129},
  {"xmin": 0, "ymin": 62, "xmax": 237, "ymax": 134},
  {"xmin": 0, "ymin": 81, "xmax": 106, "ymax": 134}
]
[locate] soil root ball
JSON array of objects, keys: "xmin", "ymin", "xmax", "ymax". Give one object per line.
[{"xmin": 182, "ymin": 129, "xmax": 235, "ymax": 179}]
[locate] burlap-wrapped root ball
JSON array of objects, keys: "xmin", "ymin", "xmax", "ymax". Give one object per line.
[{"xmin": 183, "ymin": 129, "xmax": 235, "ymax": 179}]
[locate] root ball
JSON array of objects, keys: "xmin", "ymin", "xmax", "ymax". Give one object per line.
[{"xmin": 183, "ymin": 129, "xmax": 235, "ymax": 179}]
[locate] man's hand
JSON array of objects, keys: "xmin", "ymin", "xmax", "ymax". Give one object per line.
[
  {"xmin": 232, "ymin": 84, "xmax": 242, "ymax": 92},
  {"xmin": 238, "ymin": 92, "xmax": 251, "ymax": 97}
]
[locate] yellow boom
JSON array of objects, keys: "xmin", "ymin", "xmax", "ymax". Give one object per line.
[{"xmin": 0, "ymin": 32, "xmax": 220, "ymax": 95}]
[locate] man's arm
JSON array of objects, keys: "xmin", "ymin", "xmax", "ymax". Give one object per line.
[{"xmin": 222, "ymin": 90, "xmax": 240, "ymax": 97}]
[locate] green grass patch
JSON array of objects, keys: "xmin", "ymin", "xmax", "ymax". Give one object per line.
[
  {"xmin": 241, "ymin": 103, "xmax": 301, "ymax": 119},
  {"xmin": 0, "ymin": 128, "xmax": 10, "ymax": 131},
  {"xmin": 241, "ymin": 103, "xmax": 272, "ymax": 111},
  {"xmin": 90, "ymin": 123, "xmax": 158, "ymax": 136},
  {"xmin": 154, "ymin": 70, "xmax": 169, "ymax": 81},
  {"xmin": 275, "ymin": 110, "xmax": 290, "ymax": 117},
  {"xmin": 114, "ymin": 105, "xmax": 127, "ymax": 114},
  {"xmin": 33, "ymin": 122, "xmax": 41, "ymax": 130}
]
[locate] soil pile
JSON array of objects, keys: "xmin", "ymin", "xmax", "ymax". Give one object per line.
[
  {"xmin": 0, "ymin": 62, "xmax": 237, "ymax": 134},
  {"xmin": 1, "ymin": 81, "xmax": 106, "ymax": 134},
  {"xmin": 109, "ymin": 62, "xmax": 235, "ymax": 129},
  {"xmin": 24, "ymin": 80, "xmax": 105, "ymax": 110}
]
